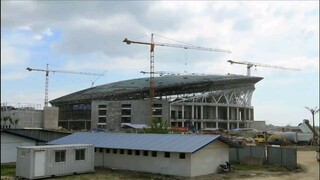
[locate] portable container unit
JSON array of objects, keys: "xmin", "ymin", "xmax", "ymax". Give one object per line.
[{"xmin": 16, "ymin": 144, "xmax": 94, "ymax": 179}]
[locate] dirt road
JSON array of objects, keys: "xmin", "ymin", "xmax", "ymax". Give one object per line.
[{"xmin": 253, "ymin": 151, "xmax": 319, "ymax": 180}]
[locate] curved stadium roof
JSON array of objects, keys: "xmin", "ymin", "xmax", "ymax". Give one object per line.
[{"xmin": 50, "ymin": 74, "xmax": 263, "ymax": 105}]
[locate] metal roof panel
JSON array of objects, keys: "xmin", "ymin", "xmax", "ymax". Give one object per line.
[{"xmin": 48, "ymin": 132, "xmax": 222, "ymax": 153}]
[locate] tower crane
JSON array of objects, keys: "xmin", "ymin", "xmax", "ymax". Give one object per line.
[
  {"xmin": 227, "ymin": 60, "xmax": 301, "ymax": 76},
  {"xmin": 124, "ymin": 33, "xmax": 231, "ymax": 119},
  {"xmin": 26, "ymin": 64, "xmax": 104, "ymax": 107},
  {"xmin": 140, "ymin": 71, "xmax": 207, "ymax": 76}
]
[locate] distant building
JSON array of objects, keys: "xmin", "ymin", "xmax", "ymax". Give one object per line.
[
  {"xmin": 1, "ymin": 130, "xmax": 45, "ymax": 164},
  {"xmin": 1, "ymin": 103, "xmax": 59, "ymax": 129},
  {"xmin": 250, "ymin": 121, "xmax": 266, "ymax": 131},
  {"xmin": 49, "ymin": 132, "xmax": 239, "ymax": 177},
  {"xmin": 50, "ymin": 74, "xmax": 263, "ymax": 131}
]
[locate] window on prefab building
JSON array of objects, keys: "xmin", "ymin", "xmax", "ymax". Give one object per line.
[
  {"xmin": 55, "ymin": 150, "xmax": 66, "ymax": 162},
  {"xmin": 152, "ymin": 151, "xmax": 157, "ymax": 157},
  {"xmin": 21, "ymin": 150, "xmax": 27, "ymax": 157},
  {"xmin": 106, "ymin": 148, "xmax": 110, "ymax": 153},
  {"xmin": 127, "ymin": 150, "xmax": 132, "ymax": 155},
  {"xmin": 75, "ymin": 149, "xmax": 85, "ymax": 161},
  {"xmin": 164, "ymin": 152, "xmax": 170, "ymax": 158},
  {"xmin": 113, "ymin": 149, "xmax": 117, "ymax": 154},
  {"xmin": 120, "ymin": 149, "xmax": 124, "ymax": 154},
  {"xmin": 179, "ymin": 153, "xmax": 186, "ymax": 159},
  {"xmin": 99, "ymin": 148, "xmax": 103, "ymax": 153},
  {"xmin": 94, "ymin": 148, "xmax": 97, "ymax": 152},
  {"xmin": 135, "ymin": 150, "xmax": 140, "ymax": 156},
  {"xmin": 143, "ymin": 151, "xmax": 148, "ymax": 156}
]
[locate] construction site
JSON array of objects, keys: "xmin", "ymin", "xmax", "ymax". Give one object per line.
[{"xmin": 1, "ymin": 34, "xmax": 319, "ymax": 179}]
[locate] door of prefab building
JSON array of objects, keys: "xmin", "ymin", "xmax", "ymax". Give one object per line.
[{"xmin": 34, "ymin": 151, "xmax": 45, "ymax": 177}]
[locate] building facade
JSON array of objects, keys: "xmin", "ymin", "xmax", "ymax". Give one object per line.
[{"xmin": 50, "ymin": 75, "xmax": 262, "ymax": 131}]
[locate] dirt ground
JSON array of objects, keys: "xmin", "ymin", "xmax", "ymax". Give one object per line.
[{"xmin": 248, "ymin": 151, "xmax": 319, "ymax": 180}]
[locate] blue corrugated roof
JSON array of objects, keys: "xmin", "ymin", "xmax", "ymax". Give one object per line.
[{"xmin": 48, "ymin": 132, "xmax": 223, "ymax": 153}]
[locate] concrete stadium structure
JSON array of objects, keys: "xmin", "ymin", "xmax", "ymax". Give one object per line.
[{"xmin": 50, "ymin": 74, "xmax": 263, "ymax": 131}]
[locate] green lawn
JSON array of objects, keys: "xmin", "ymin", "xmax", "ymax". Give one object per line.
[{"xmin": 1, "ymin": 165, "xmax": 16, "ymax": 177}]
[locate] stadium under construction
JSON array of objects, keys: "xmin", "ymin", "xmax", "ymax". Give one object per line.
[{"xmin": 50, "ymin": 74, "xmax": 263, "ymax": 131}]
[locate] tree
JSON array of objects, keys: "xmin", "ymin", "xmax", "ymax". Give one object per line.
[
  {"xmin": 0, "ymin": 117, "xmax": 3, "ymax": 129},
  {"xmin": 145, "ymin": 118, "xmax": 169, "ymax": 134},
  {"xmin": 3, "ymin": 116, "xmax": 9, "ymax": 129},
  {"xmin": 14, "ymin": 118, "xmax": 19, "ymax": 128},
  {"xmin": 305, "ymin": 106, "xmax": 319, "ymax": 145},
  {"xmin": 8, "ymin": 116, "xmax": 14, "ymax": 129}
]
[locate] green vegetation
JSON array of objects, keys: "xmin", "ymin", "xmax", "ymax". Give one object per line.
[
  {"xmin": 1, "ymin": 164, "xmax": 16, "ymax": 177},
  {"xmin": 144, "ymin": 118, "xmax": 169, "ymax": 134},
  {"xmin": 233, "ymin": 163, "xmax": 291, "ymax": 172}
]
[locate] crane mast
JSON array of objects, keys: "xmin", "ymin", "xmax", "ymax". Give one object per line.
[
  {"xmin": 227, "ymin": 60, "xmax": 301, "ymax": 76},
  {"xmin": 26, "ymin": 64, "xmax": 104, "ymax": 107},
  {"xmin": 124, "ymin": 33, "xmax": 231, "ymax": 121}
]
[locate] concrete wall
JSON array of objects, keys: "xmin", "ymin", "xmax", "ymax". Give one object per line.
[
  {"xmin": 1, "ymin": 110, "xmax": 43, "ymax": 129},
  {"xmin": 43, "ymin": 107, "xmax": 59, "ymax": 129},
  {"xmin": 1, "ymin": 132, "xmax": 36, "ymax": 163},
  {"xmin": 94, "ymin": 148, "xmax": 191, "ymax": 177},
  {"xmin": 191, "ymin": 141, "xmax": 229, "ymax": 177},
  {"xmin": 91, "ymin": 99, "xmax": 170, "ymax": 130},
  {"xmin": 250, "ymin": 121, "xmax": 266, "ymax": 131}
]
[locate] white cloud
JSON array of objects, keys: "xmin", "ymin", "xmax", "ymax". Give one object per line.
[
  {"xmin": 1, "ymin": 72, "xmax": 28, "ymax": 80},
  {"xmin": 1, "ymin": 45, "xmax": 30, "ymax": 67},
  {"xmin": 33, "ymin": 28, "xmax": 53, "ymax": 40},
  {"xmin": 63, "ymin": 54, "xmax": 149, "ymax": 72}
]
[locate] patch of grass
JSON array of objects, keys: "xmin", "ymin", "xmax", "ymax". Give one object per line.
[
  {"xmin": 233, "ymin": 163, "xmax": 288, "ymax": 172},
  {"xmin": 1, "ymin": 165, "xmax": 16, "ymax": 177}
]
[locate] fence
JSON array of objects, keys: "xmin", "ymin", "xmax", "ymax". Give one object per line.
[
  {"xmin": 229, "ymin": 146, "xmax": 297, "ymax": 167},
  {"xmin": 267, "ymin": 146, "xmax": 297, "ymax": 167}
]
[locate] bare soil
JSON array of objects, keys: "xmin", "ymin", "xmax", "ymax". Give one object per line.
[{"xmin": 249, "ymin": 151, "xmax": 319, "ymax": 180}]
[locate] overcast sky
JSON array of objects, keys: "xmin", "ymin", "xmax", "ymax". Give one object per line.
[{"xmin": 1, "ymin": 1, "xmax": 319, "ymax": 126}]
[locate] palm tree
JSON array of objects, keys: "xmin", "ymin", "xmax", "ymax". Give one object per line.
[
  {"xmin": 8, "ymin": 116, "xmax": 14, "ymax": 129},
  {"xmin": 305, "ymin": 106, "xmax": 319, "ymax": 144},
  {"xmin": 14, "ymin": 118, "xmax": 19, "ymax": 129},
  {"xmin": 3, "ymin": 116, "xmax": 9, "ymax": 129}
]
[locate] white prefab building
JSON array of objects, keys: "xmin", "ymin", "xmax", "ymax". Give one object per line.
[
  {"xmin": 1, "ymin": 130, "xmax": 44, "ymax": 164},
  {"xmin": 49, "ymin": 132, "xmax": 238, "ymax": 177},
  {"xmin": 16, "ymin": 144, "xmax": 94, "ymax": 179}
]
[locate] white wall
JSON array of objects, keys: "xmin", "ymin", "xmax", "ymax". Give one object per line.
[
  {"xmin": 93, "ymin": 141, "xmax": 229, "ymax": 177},
  {"xmin": 1, "ymin": 132, "xmax": 36, "ymax": 163},
  {"xmin": 95, "ymin": 148, "xmax": 191, "ymax": 177},
  {"xmin": 191, "ymin": 140, "xmax": 229, "ymax": 177}
]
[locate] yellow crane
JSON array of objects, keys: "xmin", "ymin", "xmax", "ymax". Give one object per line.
[
  {"xmin": 227, "ymin": 60, "xmax": 301, "ymax": 76},
  {"xmin": 26, "ymin": 64, "xmax": 104, "ymax": 107},
  {"xmin": 124, "ymin": 33, "xmax": 231, "ymax": 119}
]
